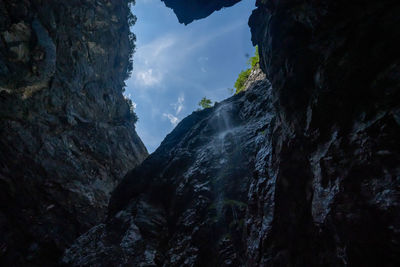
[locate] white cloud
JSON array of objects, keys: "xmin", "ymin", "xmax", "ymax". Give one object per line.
[
  {"xmin": 136, "ymin": 68, "xmax": 161, "ymax": 86},
  {"xmin": 137, "ymin": 35, "xmax": 177, "ymax": 61},
  {"xmin": 132, "ymin": 20, "xmax": 246, "ymax": 90},
  {"xmin": 163, "ymin": 113, "xmax": 179, "ymax": 126},
  {"xmin": 171, "ymin": 95, "xmax": 184, "ymax": 115},
  {"xmin": 133, "ymin": 35, "xmax": 178, "ymax": 88}
]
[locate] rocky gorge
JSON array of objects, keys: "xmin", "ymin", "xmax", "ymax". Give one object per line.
[
  {"xmin": 1, "ymin": 0, "xmax": 400, "ymax": 266},
  {"xmin": 0, "ymin": 0, "xmax": 147, "ymax": 265}
]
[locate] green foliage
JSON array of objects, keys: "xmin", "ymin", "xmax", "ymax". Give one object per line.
[
  {"xmin": 234, "ymin": 69, "xmax": 251, "ymax": 94},
  {"xmin": 198, "ymin": 97, "xmax": 213, "ymax": 109},
  {"xmin": 248, "ymin": 45, "xmax": 260, "ymax": 68},
  {"xmin": 234, "ymin": 46, "xmax": 260, "ymax": 94}
]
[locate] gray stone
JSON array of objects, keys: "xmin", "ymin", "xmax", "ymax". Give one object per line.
[
  {"xmin": 0, "ymin": 0, "xmax": 147, "ymax": 266},
  {"xmin": 64, "ymin": 0, "xmax": 400, "ymax": 266}
]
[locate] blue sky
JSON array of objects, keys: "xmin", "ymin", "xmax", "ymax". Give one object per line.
[{"xmin": 125, "ymin": 0, "xmax": 256, "ymax": 152}]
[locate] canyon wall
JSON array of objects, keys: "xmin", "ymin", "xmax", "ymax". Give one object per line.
[
  {"xmin": 64, "ymin": 0, "xmax": 400, "ymax": 266},
  {"xmin": 0, "ymin": 0, "xmax": 147, "ymax": 265},
  {"xmin": 1, "ymin": 0, "xmax": 398, "ymax": 266},
  {"xmin": 246, "ymin": 1, "xmax": 400, "ymax": 265}
]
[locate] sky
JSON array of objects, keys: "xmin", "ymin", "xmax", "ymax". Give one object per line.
[{"xmin": 125, "ymin": 0, "xmax": 256, "ymax": 153}]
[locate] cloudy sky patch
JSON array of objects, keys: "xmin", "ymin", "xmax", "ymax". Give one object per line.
[
  {"xmin": 126, "ymin": 0, "xmax": 255, "ymax": 152},
  {"xmin": 163, "ymin": 113, "xmax": 180, "ymax": 126},
  {"xmin": 172, "ymin": 95, "xmax": 184, "ymax": 115}
]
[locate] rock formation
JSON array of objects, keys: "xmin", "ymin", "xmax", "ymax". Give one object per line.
[
  {"xmin": 246, "ymin": 1, "xmax": 400, "ymax": 265},
  {"xmin": 161, "ymin": 0, "xmax": 241, "ymax": 25},
  {"xmin": 2, "ymin": 0, "xmax": 400, "ymax": 266},
  {"xmin": 0, "ymin": 0, "xmax": 147, "ymax": 265},
  {"xmin": 242, "ymin": 65, "xmax": 266, "ymax": 92},
  {"xmin": 64, "ymin": 0, "xmax": 400, "ymax": 266},
  {"xmin": 63, "ymin": 75, "xmax": 273, "ymax": 266}
]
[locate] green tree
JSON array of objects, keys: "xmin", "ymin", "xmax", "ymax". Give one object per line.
[
  {"xmin": 248, "ymin": 45, "xmax": 260, "ymax": 68},
  {"xmin": 234, "ymin": 69, "xmax": 251, "ymax": 94},
  {"xmin": 234, "ymin": 46, "xmax": 260, "ymax": 94},
  {"xmin": 198, "ymin": 97, "xmax": 213, "ymax": 109}
]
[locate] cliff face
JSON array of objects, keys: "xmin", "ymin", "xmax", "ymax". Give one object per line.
[
  {"xmin": 248, "ymin": 1, "xmax": 400, "ymax": 265},
  {"xmin": 2, "ymin": 0, "xmax": 398, "ymax": 266},
  {"xmin": 0, "ymin": 0, "xmax": 147, "ymax": 265},
  {"xmin": 161, "ymin": 0, "xmax": 241, "ymax": 25},
  {"xmin": 242, "ymin": 65, "xmax": 266, "ymax": 92},
  {"xmin": 63, "ymin": 76, "xmax": 273, "ymax": 267},
  {"xmin": 64, "ymin": 0, "xmax": 400, "ymax": 266}
]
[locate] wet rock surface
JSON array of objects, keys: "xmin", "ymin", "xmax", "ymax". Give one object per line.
[
  {"xmin": 0, "ymin": 0, "xmax": 147, "ymax": 265},
  {"xmin": 64, "ymin": 0, "xmax": 400, "ymax": 266},
  {"xmin": 63, "ymin": 77, "xmax": 272, "ymax": 266},
  {"xmin": 248, "ymin": 0, "xmax": 400, "ymax": 265}
]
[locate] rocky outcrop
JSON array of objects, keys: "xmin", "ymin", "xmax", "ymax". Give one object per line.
[
  {"xmin": 161, "ymin": 0, "xmax": 241, "ymax": 25},
  {"xmin": 64, "ymin": 0, "xmax": 400, "ymax": 266},
  {"xmin": 0, "ymin": 0, "xmax": 147, "ymax": 265},
  {"xmin": 248, "ymin": 0, "xmax": 400, "ymax": 264},
  {"xmin": 242, "ymin": 65, "xmax": 265, "ymax": 92},
  {"xmin": 63, "ymin": 74, "xmax": 272, "ymax": 266}
]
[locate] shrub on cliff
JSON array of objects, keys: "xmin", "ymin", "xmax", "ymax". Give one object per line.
[
  {"xmin": 249, "ymin": 46, "xmax": 260, "ymax": 68},
  {"xmin": 198, "ymin": 97, "xmax": 213, "ymax": 109},
  {"xmin": 234, "ymin": 46, "xmax": 259, "ymax": 94},
  {"xmin": 234, "ymin": 69, "xmax": 251, "ymax": 94}
]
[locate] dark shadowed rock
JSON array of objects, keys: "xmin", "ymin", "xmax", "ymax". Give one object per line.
[
  {"xmin": 0, "ymin": 0, "xmax": 147, "ymax": 265},
  {"xmin": 63, "ymin": 77, "xmax": 272, "ymax": 266},
  {"xmin": 161, "ymin": 0, "xmax": 242, "ymax": 25},
  {"xmin": 64, "ymin": 0, "xmax": 399, "ymax": 266},
  {"xmin": 248, "ymin": 0, "xmax": 400, "ymax": 264}
]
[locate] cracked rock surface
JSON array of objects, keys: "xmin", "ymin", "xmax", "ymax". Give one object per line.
[
  {"xmin": 0, "ymin": 0, "xmax": 147, "ymax": 265},
  {"xmin": 64, "ymin": 0, "xmax": 399, "ymax": 266},
  {"xmin": 63, "ymin": 75, "xmax": 273, "ymax": 267},
  {"xmin": 1, "ymin": 0, "xmax": 399, "ymax": 266}
]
